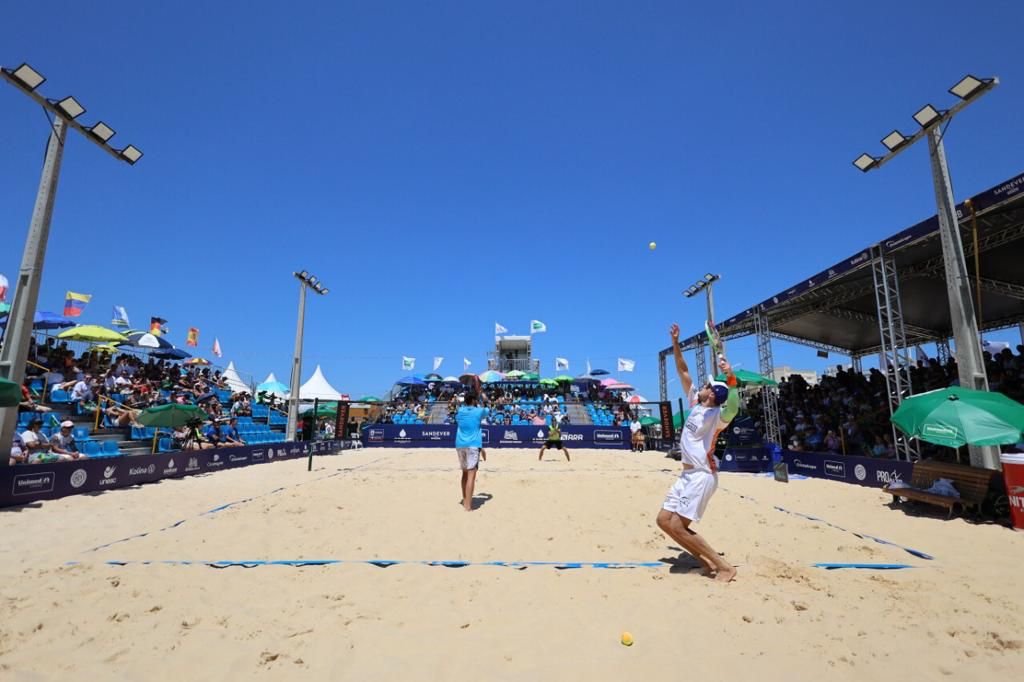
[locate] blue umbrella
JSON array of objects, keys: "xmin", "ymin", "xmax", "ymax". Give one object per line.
[
  {"xmin": 0, "ymin": 310, "xmax": 76, "ymax": 330},
  {"xmin": 397, "ymin": 376, "xmax": 426, "ymax": 385},
  {"xmin": 589, "ymin": 368, "xmax": 610, "ymax": 376},
  {"xmin": 151, "ymin": 348, "xmax": 191, "ymax": 360}
]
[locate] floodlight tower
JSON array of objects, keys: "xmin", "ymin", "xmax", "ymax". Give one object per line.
[
  {"xmin": 853, "ymin": 75, "xmax": 1000, "ymax": 470},
  {"xmin": 683, "ymin": 273, "xmax": 720, "ymax": 379},
  {"xmin": 286, "ymin": 271, "xmax": 328, "ymax": 442},
  {"xmin": 0, "ymin": 62, "xmax": 142, "ymax": 463}
]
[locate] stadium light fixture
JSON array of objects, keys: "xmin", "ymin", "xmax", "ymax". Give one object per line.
[
  {"xmin": 853, "ymin": 153, "xmax": 878, "ymax": 172},
  {"xmin": 912, "ymin": 104, "xmax": 942, "ymax": 128},
  {"xmin": 87, "ymin": 121, "xmax": 116, "ymax": 143},
  {"xmin": 54, "ymin": 95, "xmax": 85, "ymax": 119},
  {"xmin": 881, "ymin": 130, "xmax": 909, "ymax": 152},
  {"xmin": 5, "ymin": 63, "xmax": 45, "ymax": 91},
  {"xmin": 119, "ymin": 145, "xmax": 143, "ymax": 164},
  {"xmin": 949, "ymin": 75, "xmax": 989, "ymax": 100},
  {"xmin": 704, "ymin": 273, "xmax": 716, "ymax": 282},
  {"xmin": 0, "ymin": 60, "xmax": 142, "ymax": 465}
]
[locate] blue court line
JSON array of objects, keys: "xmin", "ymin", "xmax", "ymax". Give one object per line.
[
  {"xmin": 82, "ymin": 559, "xmax": 666, "ymax": 570},
  {"xmin": 721, "ymin": 488, "xmax": 936, "ymax": 561},
  {"xmin": 81, "ymin": 456, "xmax": 390, "ymax": 554},
  {"xmin": 813, "ymin": 563, "xmax": 915, "ymax": 570}
]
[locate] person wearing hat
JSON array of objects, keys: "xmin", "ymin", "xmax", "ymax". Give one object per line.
[
  {"xmin": 50, "ymin": 421, "xmax": 85, "ymax": 459},
  {"xmin": 655, "ymin": 323, "xmax": 740, "ymax": 583}
]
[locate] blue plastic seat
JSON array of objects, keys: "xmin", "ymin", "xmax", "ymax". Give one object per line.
[
  {"xmin": 50, "ymin": 389, "xmax": 70, "ymax": 403},
  {"xmin": 102, "ymin": 441, "xmax": 120, "ymax": 456},
  {"xmin": 73, "ymin": 426, "xmax": 90, "ymax": 440},
  {"xmin": 83, "ymin": 440, "xmax": 101, "ymax": 456},
  {"xmin": 158, "ymin": 437, "xmax": 172, "ymax": 452}
]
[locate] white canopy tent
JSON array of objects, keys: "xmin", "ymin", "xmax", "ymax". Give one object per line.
[
  {"xmin": 257, "ymin": 372, "xmax": 289, "ymax": 397},
  {"xmin": 222, "ymin": 361, "xmax": 251, "ymax": 395},
  {"xmin": 299, "ymin": 365, "xmax": 342, "ymax": 401}
]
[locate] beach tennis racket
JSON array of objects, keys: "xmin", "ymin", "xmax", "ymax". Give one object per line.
[{"xmin": 705, "ymin": 319, "xmax": 724, "ymax": 363}]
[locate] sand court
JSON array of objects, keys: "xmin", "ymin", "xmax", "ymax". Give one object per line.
[{"xmin": 2, "ymin": 447, "xmax": 1023, "ymax": 680}]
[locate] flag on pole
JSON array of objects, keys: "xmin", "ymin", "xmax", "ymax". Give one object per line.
[
  {"xmin": 111, "ymin": 305, "xmax": 130, "ymax": 328},
  {"xmin": 63, "ymin": 291, "xmax": 91, "ymax": 317},
  {"xmin": 402, "ymin": 356, "xmax": 415, "ymax": 370},
  {"xmin": 186, "ymin": 327, "xmax": 200, "ymax": 347},
  {"xmin": 0, "ymin": 273, "xmax": 8, "ymax": 302},
  {"xmin": 555, "ymin": 357, "xmax": 569, "ymax": 371},
  {"xmin": 150, "ymin": 316, "xmax": 168, "ymax": 335},
  {"xmin": 617, "ymin": 357, "xmax": 636, "ymax": 372},
  {"xmin": 463, "ymin": 357, "xmax": 471, "ymax": 371},
  {"xmin": 433, "ymin": 356, "xmax": 443, "ymax": 372},
  {"xmin": 495, "ymin": 322, "xmax": 508, "ymax": 335},
  {"xmin": 530, "ymin": 320, "xmax": 547, "ymax": 334},
  {"xmin": 212, "ymin": 337, "xmax": 222, "ymax": 358}
]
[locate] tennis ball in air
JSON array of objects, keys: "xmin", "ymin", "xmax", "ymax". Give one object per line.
[
  {"xmin": 648, "ymin": 241, "xmax": 656, "ymax": 250},
  {"xmin": 621, "ymin": 632, "xmax": 634, "ymax": 646}
]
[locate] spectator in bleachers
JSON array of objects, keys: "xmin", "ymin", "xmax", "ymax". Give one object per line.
[
  {"xmin": 19, "ymin": 383, "xmax": 53, "ymax": 413},
  {"xmin": 222, "ymin": 417, "xmax": 245, "ymax": 447},
  {"xmin": 49, "ymin": 421, "xmax": 85, "ymax": 459},
  {"xmin": 9, "ymin": 433, "xmax": 28, "ymax": 466},
  {"xmin": 202, "ymin": 419, "xmax": 222, "ymax": 448}
]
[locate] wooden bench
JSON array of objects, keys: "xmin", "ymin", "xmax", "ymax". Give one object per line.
[{"xmin": 884, "ymin": 460, "xmax": 997, "ymax": 518}]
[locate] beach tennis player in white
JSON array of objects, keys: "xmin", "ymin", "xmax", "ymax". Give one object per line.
[
  {"xmin": 656, "ymin": 323, "xmax": 739, "ymax": 582},
  {"xmin": 455, "ymin": 393, "xmax": 488, "ymax": 511}
]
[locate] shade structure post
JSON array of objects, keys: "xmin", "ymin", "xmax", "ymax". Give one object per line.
[
  {"xmin": 0, "ymin": 118, "xmax": 67, "ymax": 463},
  {"xmin": 754, "ymin": 310, "xmax": 782, "ymax": 447},
  {"xmin": 657, "ymin": 349, "xmax": 668, "ymax": 402},
  {"xmin": 927, "ymin": 127, "xmax": 999, "ymax": 470}
]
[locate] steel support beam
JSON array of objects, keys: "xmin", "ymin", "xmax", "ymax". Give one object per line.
[
  {"xmin": 870, "ymin": 245, "xmax": 918, "ymax": 461},
  {"xmin": 658, "ymin": 350, "xmax": 668, "ymax": 402},
  {"xmin": 754, "ymin": 310, "xmax": 782, "ymax": 447}
]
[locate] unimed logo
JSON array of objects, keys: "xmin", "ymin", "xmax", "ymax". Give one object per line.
[
  {"xmin": 13, "ymin": 472, "xmax": 54, "ymax": 495},
  {"xmin": 593, "ymin": 430, "xmax": 622, "ymax": 443},
  {"xmin": 823, "ymin": 461, "xmax": 845, "ymax": 478}
]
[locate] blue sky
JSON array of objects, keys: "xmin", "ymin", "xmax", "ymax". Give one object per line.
[{"xmin": 2, "ymin": 1, "xmax": 1022, "ymax": 402}]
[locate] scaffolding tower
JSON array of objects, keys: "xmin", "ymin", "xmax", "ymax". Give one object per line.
[{"xmin": 754, "ymin": 310, "xmax": 782, "ymax": 446}]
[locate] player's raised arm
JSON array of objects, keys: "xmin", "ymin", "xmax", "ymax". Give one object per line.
[
  {"xmin": 717, "ymin": 355, "xmax": 740, "ymax": 424},
  {"xmin": 669, "ymin": 323, "xmax": 693, "ymax": 395}
]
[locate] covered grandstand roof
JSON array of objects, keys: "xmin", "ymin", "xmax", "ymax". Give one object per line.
[{"xmin": 672, "ymin": 170, "xmax": 1024, "ymax": 356}]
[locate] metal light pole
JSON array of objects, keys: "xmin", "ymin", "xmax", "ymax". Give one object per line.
[
  {"xmin": 0, "ymin": 63, "xmax": 142, "ymax": 462},
  {"xmin": 853, "ymin": 74, "xmax": 1000, "ymax": 469},
  {"xmin": 683, "ymin": 273, "xmax": 720, "ymax": 379},
  {"xmin": 286, "ymin": 271, "xmax": 328, "ymax": 442}
]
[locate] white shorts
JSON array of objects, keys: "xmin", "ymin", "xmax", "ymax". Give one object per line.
[
  {"xmin": 457, "ymin": 447, "xmax": 480, "ymax": 470},
  {"xmin": 662, "ymin": 470, "xmax": 717, "ymax": 523}
]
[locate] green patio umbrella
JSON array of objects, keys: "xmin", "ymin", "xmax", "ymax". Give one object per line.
[
  {"xmin": 0, "ymin": 376, "xmax": 20, "ymax": 407},
  {"xmin": 137, "ymin": 404, "xmax": 210, "ymax": 428},
  {"xmin": 553, "ymin": 375, "xmax": 574, "ymax": 383},
  {"xmin": 57, "ymin": 325, "xmax": 128, "ymax": 343},
  {"xmin": 639, "ymin": 415, "xmax": 660, "ymax": 426},
  {"xmin": 714, "ymin": 369, "xmax": 777, "ymax": 386},
  {"xmin": 522, "ymin": 372, "xmax": 540, "ymax": 381},
  {"xmin": 505, "ymin": 370, "xmax": 526, "ymax": 379},
  {"xmin": 358, "ymin": 395, "xmax": 382, "ymax": 403},
  {"xmin": 672, "ymin": 409, "xmax": 692, "ymax": 429},
  {"xmin": 891, "ymin": 386, "xmax": 1024, "ymax": 448},
  {"xmin": 539, "ymin": 378, "xmax": 559, "ymax": 386}
]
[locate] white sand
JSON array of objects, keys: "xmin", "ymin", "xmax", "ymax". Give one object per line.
[{"xmin": 1, "ymin": 447, "xmax": 1022, "ymax": 680}]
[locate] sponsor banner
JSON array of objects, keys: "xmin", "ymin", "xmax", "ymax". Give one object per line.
[
  {"xmin": 781, "ymin": 450, "xmax": 912, "ymax": 488},
  {"xmin": 362, "ymin": 424, "xmax": 629, "ymax": 449},
  {"xmin": 659, "ymin": 401, "xmax": 675, "ymax": 442},
  {"xmin": 724, "ymin": 416, "xmax": 760, "ymax": 446},
  {"xmin": 718, "ymin": 447, "xmax": 773, "ymax": 473},
  {"xmin": 0, "ymin": 440, "xmax": 344, "ymax": 508}
]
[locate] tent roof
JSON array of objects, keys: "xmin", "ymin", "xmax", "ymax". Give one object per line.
[
  {"xmin": 664, "ymin": 170, "xmax": 1024, "ymax": 357},
  {"xmin": 222, "ymin": 361, "xmax": 250, "ymax": 394},
  {"xmin": 300, "ymin": 365, "xmax": 342, "ymax": 401}
]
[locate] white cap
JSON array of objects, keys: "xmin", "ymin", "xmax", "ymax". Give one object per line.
[{"xmin": 60, "ymin": 420, "xmax": 74, "ymax": 428}]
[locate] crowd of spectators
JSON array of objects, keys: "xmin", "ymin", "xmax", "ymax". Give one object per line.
[
  {"xmin": 745, "ymin": 345, "xmax": 1024, "ymax": 460},
  {"xmin": 11, "ymin": 339, "xmax": 259, "ymax": 463}
]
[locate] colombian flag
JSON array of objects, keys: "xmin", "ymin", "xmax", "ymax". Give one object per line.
[
  {"xmin": 186, "ymin": 327, "xmax": 199, "ymax": 347},
  {"xmin": 63, "ymin": 291, "xmax": 91, "ymax": 317}
]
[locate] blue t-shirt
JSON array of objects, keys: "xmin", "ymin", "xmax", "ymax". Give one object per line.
[{"xmin": 455, "ymin": 406, "xmax": 487, "ymax": 448}]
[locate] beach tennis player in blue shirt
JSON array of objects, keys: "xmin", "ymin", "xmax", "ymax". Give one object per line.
[{"xmin": 455, "ymin": 393, "xmax": 488, "ymax": 511}]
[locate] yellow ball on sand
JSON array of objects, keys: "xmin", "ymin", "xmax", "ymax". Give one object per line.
[
  {"xmin": 648, "ymin": 241, "xmax": 656, "ymax": 250},
  {"xmin": 621, "ymin": 632, "xmax": 634, "ymax": 646}
]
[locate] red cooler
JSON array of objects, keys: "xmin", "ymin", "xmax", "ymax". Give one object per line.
[{"xmin": 1001, "ymin": 453, "xmax": 1024, "ymax": 531}]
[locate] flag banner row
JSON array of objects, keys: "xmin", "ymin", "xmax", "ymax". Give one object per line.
[{"xmin": 495, "ymin": 320, "xmax": 548, "ymax": 336}]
